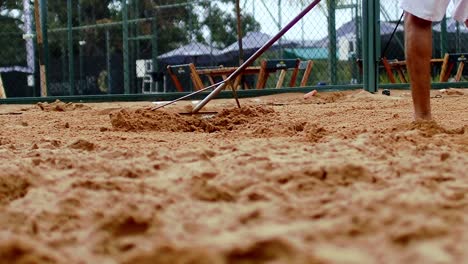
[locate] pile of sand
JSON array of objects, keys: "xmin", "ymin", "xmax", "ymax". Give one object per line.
[
  {"xmin": 37, "ymin": 100, "xmax": 92, "ymax": 112},
  {"xmin": 109, "ymin": 105, "xmax": 330, "ymax": 139},
  {"xmin": 109, "ymin": 105, "xmax": 277, "ymax": 133}
]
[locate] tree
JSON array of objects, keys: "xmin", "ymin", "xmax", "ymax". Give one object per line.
[
  {"xmin": 0, "ymin": 0, "xmax": 28, "ymax": 66},
  {"xmin": 200, "ymin": 0, "xmax": 260, "ymax": 49}
]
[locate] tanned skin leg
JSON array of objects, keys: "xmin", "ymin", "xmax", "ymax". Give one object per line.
[{"xmin": 405, "ymin": 13, "xmax": 433, "ymax": 121}]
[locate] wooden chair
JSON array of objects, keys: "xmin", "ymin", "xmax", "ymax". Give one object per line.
[
  {"xmin": 255, "ymin": 59, "xmax": 314, "ymax": 89},
  {"xmin": 256, "ymin": 59, "xmax": 300, "ymax": 89},
  {"xmin": 167, "ymin": 63, "xmax": 204, "ymax": 92},
  {"xmin": 196, "ymin": 65, "xmax": 262, "ymax": 90},
  {"xmin": 382, "ymin": 57, "xmax": 409, "ymax": 83},
  {"xmin": 439, "ymin": 53, "xmax": 467, "ymax": 82},
  {"xmin": 298, "ymin": 60, "xmax": 314, "ymax": 87},
  {"xmin": 383, "ymin": 57, "xmax": 446, "ymax": 83},
  {"xmin": 198, "ymin": 65, "xmax": 243, "ymax": 90},
  {"xmin": 0, "ymin": 74, "xmax": 6, "ymax": 99}
]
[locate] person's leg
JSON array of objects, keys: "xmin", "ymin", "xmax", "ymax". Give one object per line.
[{"xmin": 404, "ymin": 13, "xmax": 433, "ymax": 121}]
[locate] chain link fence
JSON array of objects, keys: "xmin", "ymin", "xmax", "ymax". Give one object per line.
[{"xmin": 1, "ymin": 0, "xmax": 467, "ymax": 98}]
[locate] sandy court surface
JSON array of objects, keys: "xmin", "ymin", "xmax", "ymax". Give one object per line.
[{"xmin": 0, "ymin": 89, "xmax": 467, "ymax": 263}]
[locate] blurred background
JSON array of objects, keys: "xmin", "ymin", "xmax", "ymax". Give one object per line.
[{"xmin": 0, "ymin": 0, "xmax": 467, "ymax": 97}]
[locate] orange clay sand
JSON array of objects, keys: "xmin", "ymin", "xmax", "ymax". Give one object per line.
[{"xmin": 0, "ymin": 89, "xmax": 467, "ymax": 263}]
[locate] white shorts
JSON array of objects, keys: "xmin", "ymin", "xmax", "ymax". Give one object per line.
[{"xmin": 399, "ymin": 0, "xmax": 468, "ymax": 22}]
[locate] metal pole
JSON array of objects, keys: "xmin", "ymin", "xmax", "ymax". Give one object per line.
[
  {"xmin": 236, "ymin": 0, "xmax": 244, "ymax": 65},
  {"xmin": 456, "ymin": 21, "xmax": 460, "ymax": 53},
  {"xmin": 151, "ymin": 17, "xmax": 159, "ymax": 91},
  {"xmin": 327, "ymin": 0, "xmax": 337, "ymax": 84},
  {"xmin": 362, "ymin": 0, "xmax": 379, "ymax": 93},
  {"xmin": 236, "ymin": 0, "xmax": 244, "ymax": 90},
  {"xmin": 351, "ymin": 0, "xmax": 358, "ymax": 84},
  {"xmin": 49, "ymin": 17, "xmax": 155, "ymax": 33},
  {"xmin": 67, "ymin": 0, "xmax": 75, "ymax": 95},
  {"xmin": 135, "ymin": 0, "xmax": 141, "ymax": 93},
  {"xmin": 356, "ymin": 0, "xmax": 362, "ymax": 84},
  {"xmin": 40, "ymin": 0, "xmax": 50, "ymax": 95},
  {"xmin": 78, "ymin": 43, "xmax": 83, "ymax": 92},
  {"xmin": 23, "ymin": 0, "xmax": 36, "ymax": 95},
  {"xmin": 78, "ymin": 0, "xmax": 83, "ymax": 92},
  {"xmin": 135, "ymin": 0, "xmax": 140, "ymax": 61},
  {"xmin": 106, "ymin": 30, "xmax": 112, "ymax": 94},
  {"xmin": 151, "ymin": 17, "xmax": 158, "ymax": 72},
  {"xmin": 301, "ymin": 0, "xmax": 305, "ymax": 46},
  {"xmin": 34, "ymin": 0, "xmax": 47, "ymax": 96},
  {"xmin": 61, "ymin": 42, "xmax": 67, "ymax": 85},
  {"xmin": 129, "ymin": 0, "xmax": 136, "ymax": 94},
  {"xmin": 192, "ymin": 0, "xmax": 322, "ymax": 113},
  {"xmin": 278, "ymin": 0, "xmax": 283, "ymax": 57},
  {"xmin": 122, "ymin": 0, "xmax": 130, "ymax": 94},
  {"xmin": 440, "ymin": 15, "xmax": 447, "ymax": 57}
]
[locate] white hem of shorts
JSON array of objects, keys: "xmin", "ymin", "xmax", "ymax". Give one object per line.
[
  {"xmin": 399, "ymin": 0, "xmax": 467, "ymax": 22},
  {"xmin": 399, "ymin": 0, "xmax": 449, "ymax": 22}
]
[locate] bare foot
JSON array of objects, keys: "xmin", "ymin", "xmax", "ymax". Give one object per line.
[{"xmin": 414, "ymin": 112, "xmax": 432, "ymax": 121}]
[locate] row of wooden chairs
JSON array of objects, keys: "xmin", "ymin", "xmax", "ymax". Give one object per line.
[
  {"xmin": 382, "ymin": 53, "xmax": 467, "ymax": 83},
  {"xmin": 167, "ymin": 59, "xmax": 314, "ymax": 92}
]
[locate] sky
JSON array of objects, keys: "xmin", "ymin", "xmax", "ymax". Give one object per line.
[{"xmin": 237, "ymin": 0, "xmax": 397, "ymax": 41}]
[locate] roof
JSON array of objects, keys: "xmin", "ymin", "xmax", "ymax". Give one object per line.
[
  {"xmin": 308, "ymin": 19, "xmax": 404, "ymax": 48},
  {"xmin": 157, "ymin": 42, "xmax": 222, "ymax": 65},
  {"xmin": 158, "ymin": 42, "xmax": 221, "ymax": 58},
  {"xmin": 284, "ymin": 48, "xmax": 329, "ymax": 60},
  {"xmin": 433, "ymin": 17, "xmax": 468, "ymax": 33},
  {"xmin": 220, "ymin": 31, "xmax": 298, "ymax": 54}
]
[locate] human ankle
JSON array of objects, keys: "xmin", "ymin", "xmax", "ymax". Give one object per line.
[{"xmin": 413, "ymin": 112, "xmax": 432, "ymax": 121}]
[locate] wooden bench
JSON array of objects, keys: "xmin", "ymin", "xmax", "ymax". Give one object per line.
[
  {"xmin": 196, "ymin": 66, "xmax": 262, "ymax": 90},
  {"xmin": 382, "ymin": 53, "xmax": 467, "ymax": 83},
  {"xmin": 439, "ymin": 53, "xmax": 467, "ymax": 82},
  {"xmin": 167, "ymin": 63, "xmax": 204, "ymax": 92},
  {"xmin": 256, "ymin": 59, "xmax": 313, "ymax": 89},
  {"xmin": 382, "ymin": 57, "xmax": 445, "ymax": 83}
]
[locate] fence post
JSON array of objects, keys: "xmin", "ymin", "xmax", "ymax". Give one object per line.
[
  {"xmin": 151, "ymin": 15, "xmax": 160, "ymax": 91},
  {"xmin": 278, "ymin": 0, "xmax": 283, "ymax": 58},
  {"xmin": 327, "ymin": 0, "xmax": 337, "ymax": 85},
  {"xmin": 122, "ymin": 0, "xmax": 130, "ymax": 94},
  {"xmin": 362, "ymin": 0, "xmax": 379, "ymax": 93},
  {"xmin": 151, "ymin": 17, "xmax": 158, "ymax": 73},
  {"xmin": 440, "ymin": 15, "xmax": 447, "ymax": 57},
  {"xmin": 78, "ymin": 0, "xmax": 83, "ymax": 92},
  {"xmin": 106, "ymin": 30, "xmax": 112, "ymax": 94},
  {"xmin": 34, "ymin": 0, "xmax": 47, "ymax": 96},
  {"xmin": 40, "ymin": 0, "xmax": 50, "ymax": 95},
  {"xmin": 355, "ymin": 0, "xmax": 362, "ymax": 84},
  {"xmin": 67, "ymin": 0, "xmax": 75, "ymax": 95}
]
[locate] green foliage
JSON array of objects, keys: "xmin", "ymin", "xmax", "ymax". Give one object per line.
[
  {"xmin": 201, "ymin": 1, "xmax": 260, "ymax": 49},
  {"xmin": 0, "ymin": 0, "xmax": 262, "ymax": 63},
  {"xmin": 0, "ymin": 6, "xmax": 26, "ymax": 66}
]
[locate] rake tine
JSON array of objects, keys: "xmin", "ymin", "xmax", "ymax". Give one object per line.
[
  {"xmin": 150, "ymin": 80, "xmax": 226, "ymax": 111},
  {"xmin": 226, "ymin": 79, "xmax": 241, "ymax": 109}
]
